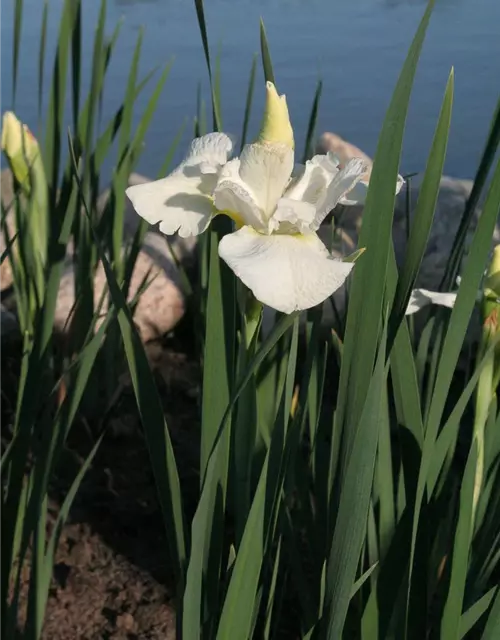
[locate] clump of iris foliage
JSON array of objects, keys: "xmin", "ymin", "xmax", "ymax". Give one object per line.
[{"xmin": 2, "ymin": 0, "xmax": 500, "ymax": 639}]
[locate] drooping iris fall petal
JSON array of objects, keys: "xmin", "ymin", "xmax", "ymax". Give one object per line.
[{"xmin": 125, "ymin": 132, "xmax": 234, "ymax": 238}]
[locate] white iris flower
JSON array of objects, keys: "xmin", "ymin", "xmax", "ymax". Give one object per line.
[
  {"xmin": 126, "ymin": 82, "xmax": 373, "ymax": 313},
  {"xmin": 406, "ymin": 245, "xmax": 500, "ymax": 316}
]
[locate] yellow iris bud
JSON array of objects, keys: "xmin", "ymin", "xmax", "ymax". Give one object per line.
[{"xmin": 257, "ymin": 81, "xmax": 294, "ymax": 150}]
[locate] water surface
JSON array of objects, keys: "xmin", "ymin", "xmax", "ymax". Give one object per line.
[{"xmin": 2, "ymin": 0, "xmax": 499, "ymax": 180}]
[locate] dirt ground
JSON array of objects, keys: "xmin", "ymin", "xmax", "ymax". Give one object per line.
[{"xmin": 2, "ymin": 327, "xmax": 201, "ymax": 640}]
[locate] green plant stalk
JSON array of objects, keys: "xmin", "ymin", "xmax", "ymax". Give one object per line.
[
  {"xmin": 471, "ymin": 324, "xmax": 496, "ymax": 522},
  {"xmin": 72, "ymin": 0, "xmax": 107, "ymax": 351},
  {"xmin": 233, "ymin": 286, "xmax": 263, "ymax": 545},
  {"xmin": 216, "ymin": 319, "xmax": 299, "ymax": 639},
  {"xmin": 182, "ymin": 312, "xmax": 298, "ymax": 638},
  {"xmin": 472, "ymin": 246, "xmax": 500, "ymax": 520},
  {"xmin": 440, "ymin": 439, "xmax": 478, "ymax": 639}
]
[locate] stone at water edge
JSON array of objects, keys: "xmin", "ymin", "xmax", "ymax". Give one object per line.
[
  {"xmin": 261, "ymin": 132, "xmax": 499, "ymax": 358},
  {"xmin": 55, "ymin": 172, "xmax": 197, "ymax": 342},
  {"xmin": 316, "ymin": 131, "xmax": 500, "ymax": 292},
  {"xmin": 97, "ymin": 172, "xmax": 180, "ymax": 244},
  {"xmin": 1, "ymin": 170, "xmax": 197, "ymax": 342},
  {"xmin": 54, "ymin": 231, "xmax": 189, "ymax": 343},
  {"xmin": 317, "ymin": 132, "xmax": 373, "ymax": 169}
]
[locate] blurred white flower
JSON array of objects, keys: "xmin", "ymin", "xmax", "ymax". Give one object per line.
[
  {"xmin": 405, "ymin": 288, "xmax": 457, "ymax": 315},
  {"xmin": 406, "ymin": 247, "xmax": 500, "ymax": 315}
]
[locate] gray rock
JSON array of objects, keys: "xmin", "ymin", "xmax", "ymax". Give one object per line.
[
  {"xmin": 55, "ymin": 231, "xmax": 188, "ymax": 343},
  {"xmin": 392, "ymin": 175, "xmax": 499, "ymax": 290},
  {"xmin": 55, "ymin": 172, "xmax": 196, "ymax": 342},
  {"xmin": 1, "ymin": 170, "xmax": 195, "ymax": 341},
  {"xmin": 316, "ymin": 132, "xmax": 499, "ymax": 291},
  {"xmin": 333, "ymin": 175, "xmax": 500, "ymax": 291}
]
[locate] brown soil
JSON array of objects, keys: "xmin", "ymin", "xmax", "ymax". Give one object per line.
[{"xmin": 2, "ymin": 329, "xmax": 201, "ymax": 640}]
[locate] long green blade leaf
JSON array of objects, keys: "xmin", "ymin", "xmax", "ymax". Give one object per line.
[
  {"xmin": 441, "ymin": 441, "xmax": 478, "ymax": 639},
  {"xmin": 182, "ymin": 311, "xmax": 297, "ymax": 639},
  {"xmin": 302, "ymin": 79, "xmax": 323, "ymax": 164},
  {"xmin": 333, "ymin": 0, "xmax": 435, "ymax": 478},
  {"xmin": 459, "ymin": 587, "xmax": 498, "ymax": 638},
  {"xmin": 407, "ymin": 154, "xmax": 500, "ymax": 634},
  {"xmin": 324, "ymin": 330, "xmax": 388, "ymax": 638},
  {"xmin": 389, "ymin": 68, "xmax": 454, "ymax": 341},
  {"xmin": 68, "ymin": 135, "xmax": 187, "ymax": 590},
  {"xmin": 483, "ymin": 585, "xmax": 500, "ymax": 639},
  {"xmin": 259, "ymin": 18, "xmax": 275, "ymax": 85},
  {"xmin": 12, "ymin": 0, "xmax": 24, "ymax": 104}
]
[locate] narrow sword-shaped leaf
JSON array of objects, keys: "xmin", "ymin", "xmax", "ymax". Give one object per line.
[
  {"xmin": 324, "ymin": 328, "xmax": 388, "ymax": 638},
  {"xmin": 333, "ymin": 0, "xmax": 435, "ymax": 482},
  {"xmin": 259, "ymin": 18, "xmax": 275, "ymax": 84}
]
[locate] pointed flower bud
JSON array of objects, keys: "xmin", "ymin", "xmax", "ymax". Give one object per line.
[
  {"xmin": 1, "ymin": 111, "xmax": 48, "ymax": 289},
  {"xmin": 1, "ymin": 112, "xmax": 40, "ymax": 194},
  {"xmin": 257, "ymin": 81, "xmax": 294, "ymax": 150},
  {"xmin": 483, "ymin": 245, "xmax": 500, "ymax": 336}
]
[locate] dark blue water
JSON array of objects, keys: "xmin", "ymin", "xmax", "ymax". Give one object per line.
[{"xmin": 2, "ymin": 0, "xmax": 499, "ymax": 181}]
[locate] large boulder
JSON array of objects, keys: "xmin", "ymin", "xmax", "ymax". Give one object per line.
[
  {"xmin": 317, "ymin": 132, "xmax": 500, "ymax": 291},
  {"xmin": 1, "ymin": 171, "xmax": 196, "ymax": 342}
]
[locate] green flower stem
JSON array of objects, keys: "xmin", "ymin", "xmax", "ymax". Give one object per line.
[
  {"xmin": 472, "ymin": 247, "xmax": 500, "ymax": 520},
  {"xmin": 472, "ymin": 325, "xmax": 496, "ymax": 521},
  {"xmin": 233, "ymin": 282, "xmax": 263, "ymax": 544}
]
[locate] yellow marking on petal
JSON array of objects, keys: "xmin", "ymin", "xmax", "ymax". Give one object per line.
[
  {"xmin": 213, "ymin": 207, "xmax": 246, "ymax": 229},
  {"xmin": 257, "ymin": 81, "xmax": 294, "ymax": 150}
]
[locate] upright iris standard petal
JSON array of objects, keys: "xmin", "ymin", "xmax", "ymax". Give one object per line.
[
  {"xmin": 186, "ymin": 132, "xmax": 235, "ymax": 167},
  {"xmin": 310, "ymin": 158, "xmax": 369, "ymax": 227},
  {"xmin": 285, "ymin": 160, "xmax": 331, "ymax": 207},
  {"xmin": 125, "ymin": 132, "xmax": 234, "ymax": 238},
  {"xmin": 218, "ymin": 225, "xmax": 354, "ymax": 314},
  {"xmin": 284, "ymin": 156, "xmax": 368, "ymax": 227},
  {"xmin": 213, "ymin": 158, "xmax": 267, "ymax": 230},
  {"xmin": 272, "ymin": 198, "xmax": 317, "ymax": 233},
  {"xmin": 238, "ymin": 141, "xmax": 294, "ymax": 218}
]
